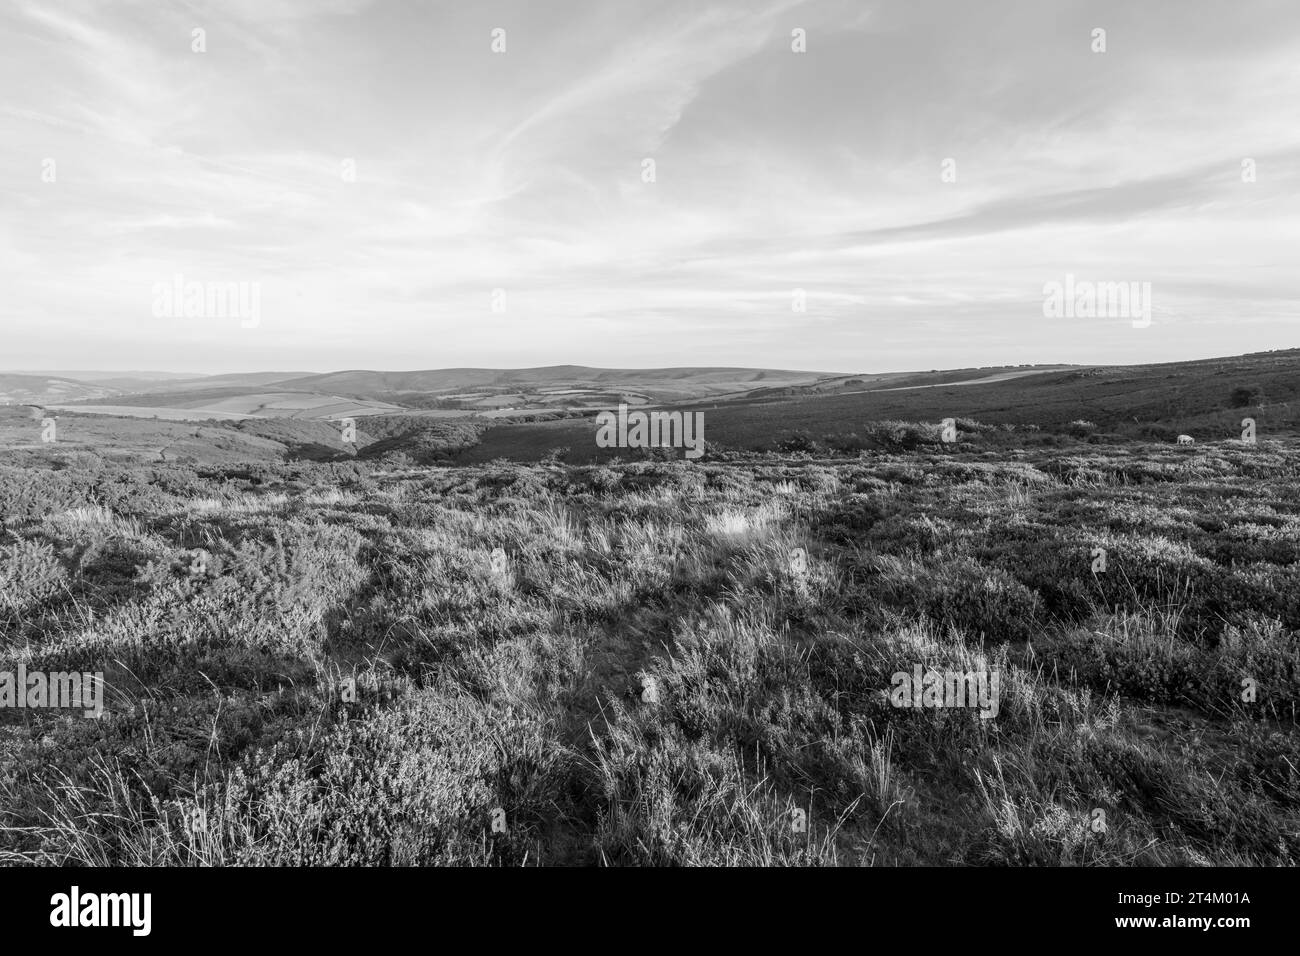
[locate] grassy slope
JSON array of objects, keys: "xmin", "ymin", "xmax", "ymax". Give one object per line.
[
  {"xmin": 456, "ymin": 349, "xmax": 1300, "ymax": 463},
  {"xmin": 277, "ymin": 365, "xmax": 840, "ymax": 395},
  {"xmin": 22, "ymin": 351, "xmax": 1298, "ymax": 464},
  {"xmin": 0, "ymin": 443, "xmax": 1296, "ymax": 866}
]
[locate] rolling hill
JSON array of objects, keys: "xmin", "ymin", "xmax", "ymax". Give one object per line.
[
  {"xmin": 0, "ymin": 374, "xmax": 118, "ymax": 405},
  {"xmin": 274, "ymin": 366, "xmax": 842, "ymax": 400},
  {"xmin": 30, "ymin": 365, "xmax": 847, "ymax": 423},
  {"xmin": 453, "ymin": 349, "xmax": 1300, "ymax": 462},
  {"xmin": 6, "ymin": 351, "xmax": 1296, "ymax": 465}
]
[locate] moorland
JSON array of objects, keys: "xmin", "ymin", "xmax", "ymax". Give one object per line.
[{"xmin": 0, "ymin": 349, "xmax": 1296, "ymax": 865}]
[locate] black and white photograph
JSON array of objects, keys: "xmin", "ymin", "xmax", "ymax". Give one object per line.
[{"xmin": 0, "ymin": 0, "xmax": 1294, "ymax": 934}]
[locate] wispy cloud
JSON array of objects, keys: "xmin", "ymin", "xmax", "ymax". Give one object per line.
[{"xmin": 1, "ymin": 0, "xmax": 1297, "ymax": 372}]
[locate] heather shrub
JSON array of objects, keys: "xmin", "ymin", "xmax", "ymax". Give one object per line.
[
  {"xmin": 2, "ymin": 444, "xmax": 1296, "ymax": 868},
  {"xmin": 0, "ymin": 537, "xmax": 67, "ymax": 614}
]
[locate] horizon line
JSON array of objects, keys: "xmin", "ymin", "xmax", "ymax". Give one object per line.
[{"xmin": 2, "ymin": 345, "xmax": 1298, "ymax": 382}]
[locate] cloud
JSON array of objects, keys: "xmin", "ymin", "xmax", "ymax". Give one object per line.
[{"xmin": 1, "ymin": 0, "xmax": 1297, "ymax": 371}]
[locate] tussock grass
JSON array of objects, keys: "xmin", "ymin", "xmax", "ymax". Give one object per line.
[{"xmin": 1, "ymin": 445, "xmax": 1297, "ymax": 865}]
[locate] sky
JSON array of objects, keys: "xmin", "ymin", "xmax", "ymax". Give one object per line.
[{"xmin": 1, "ymin": 0, "xmax": 1298, "ymax": 375}]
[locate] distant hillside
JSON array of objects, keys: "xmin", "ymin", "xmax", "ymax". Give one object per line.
[
  {"xmin": 8, "ymin": 351, "xmax": 1296, "ymax": 461},
  {"xmin": 0, "ymin": 370, "xmax": 320, "ymax": 403},
  {"xmin": 453, "ymin": 349, "xmax": 1300, "ymax": 462},
  {"xmin": 0, "ymin": 374, "xmax": 118, "ymax": 405},
  {"xmin": 138, "ymin": 372, "xmax": 317, "ymax": 392},
  {"xmin": 277, "ymin": 366, "xmax": 842, "ymax": 398},
  {"xmin": 5, "ymin": 370, "xmax": 195, "ymax": 392},
  {"xmin": 49, "ymin": 389, "xmax": 404, "ymax": 422}
]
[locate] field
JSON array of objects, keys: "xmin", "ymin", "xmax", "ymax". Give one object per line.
[
  {"xmin": 20, "ymin": 366, "xmax": 844, "ymax": 423},
  {"xmin": 47, "ymin": 391, "xmax": 405, "ymax": 423},
  {"xmin": 1, "ymin": 432, "xmax": 1297, "ymax": 865}
]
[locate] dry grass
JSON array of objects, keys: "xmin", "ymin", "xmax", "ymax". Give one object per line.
[{"xmin": 1, "ymin": 445, "xmax": 1297, "ymax": 866}]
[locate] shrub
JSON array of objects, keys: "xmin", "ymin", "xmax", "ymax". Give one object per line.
[
  {"xmin": 777, "ymin": 431, "xmax": 818, "ymax": 454},
  {"xmin": 1230, "ymin": 386, "xmax": 1261, "ymax": 408},
  {"xmin": 0, "ymin": 537, "xmax": 67, "ymax": 613}
]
